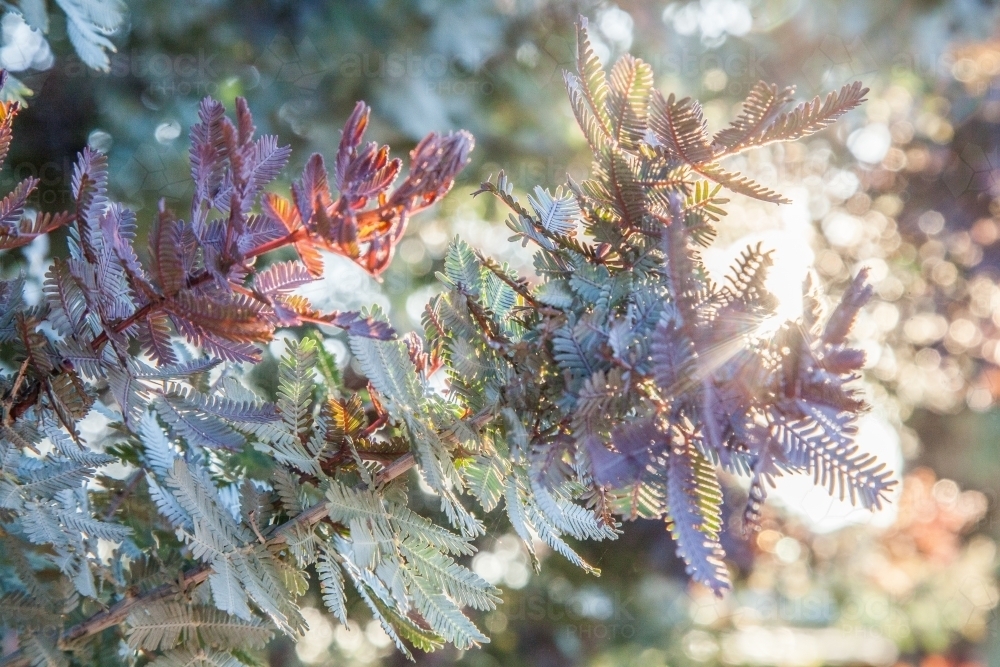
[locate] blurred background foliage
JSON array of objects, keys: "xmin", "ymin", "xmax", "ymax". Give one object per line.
[{"xmin": 2, "ymin": 0, "xmax": 1000, "ymax": 665}]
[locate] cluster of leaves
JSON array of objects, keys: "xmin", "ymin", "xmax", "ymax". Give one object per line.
[
  {"xmin": 0, "ymin": 67, "xmax": 481, "ymax": 665},
  {"xmin": 439, "ymin": 19, "xmax": 893, "ymax": 594},
  {"xmin": 0, "ymin": 17, "xmax": 892, "ymax": 667}
]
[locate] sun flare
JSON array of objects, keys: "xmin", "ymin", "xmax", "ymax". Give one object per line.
[{"xmin": 701, "ymin": 189, "xmax": 815, "ymax": 339}]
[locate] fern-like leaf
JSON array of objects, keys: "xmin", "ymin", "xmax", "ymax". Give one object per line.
[
  {"xmin": 712, "ymin": 81, "xmax": 796, "ymax": 155},
  {"xmin": 126, "ymin": 602, "xmax": 273, "ymax": 651},
  {"xmin": 666, "ymin": 432, "xmax": 730, "ymax": 594},
  {"xmin": 606, "ymin": 54, "xmax": 653, "ymax": 149}
]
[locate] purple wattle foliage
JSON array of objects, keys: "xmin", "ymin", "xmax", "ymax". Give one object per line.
[{"xmin": 4, "ymin": 88, "xmax": 473, "ymax": 446}]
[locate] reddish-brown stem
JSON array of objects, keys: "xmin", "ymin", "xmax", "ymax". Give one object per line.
[
  {"xmin": 244, "ymin": 227, "xmax": 308, "ymax": 260},
  {"xmin": 11, "ymin": 228, "xmax": 308, "ymax": 421},
  {"xmin": 1, "ymin": 357, "xmax": 31, "ymax": 426},
  {"xmin": 360, "ymin": 413, "xmax": 388, "ymax": 438},
  {"xmin": 82, "ymin": 230, "xmax": 308, "ymax": 353},
  {"xmin": 474, "ymin": 250, "xmax": 540, "ymax": 307}
]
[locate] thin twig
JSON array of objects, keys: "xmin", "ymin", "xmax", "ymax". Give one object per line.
[
  {"xmin": 1, "ymin": 357, "xmax": 31, "ymax": 426},
  {"xmin": 474, "ymin": 250, "xmax": 539, "ymax": 307},
  {"xmin": 103, "ymin": 469, "xmax": 144, "ymax": 521}
]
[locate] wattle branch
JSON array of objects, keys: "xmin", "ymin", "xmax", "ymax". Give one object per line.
[
  {"xmin": 89, "ymin": 227, "xmax": 307, "ymax": 351},
  {"xmin": 0, "ymin": 453, "xmax": 417, "ymax": 667},
  {"xmin": 4, "ymin": 97, "xmax": 473, "ymax": 427}
]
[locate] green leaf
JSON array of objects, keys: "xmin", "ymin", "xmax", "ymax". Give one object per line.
[
  {"xmin": 463, "ymin": 455, "xmax": 507, "ymax": 513},
  {"xmin": 125, "ymin": 602, "xmax": 273, "ymax": 651}
]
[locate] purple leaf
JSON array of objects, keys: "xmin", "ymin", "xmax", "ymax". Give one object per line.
[{"xmin": 590, "ymin": 419, "xmax": 661, "ymax": 487}]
